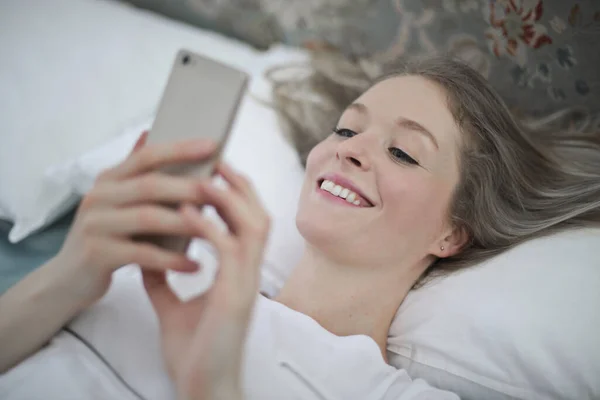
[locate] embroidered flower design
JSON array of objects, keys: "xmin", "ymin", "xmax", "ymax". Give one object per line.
[
  {"xmin": 575, "ymin": 80, "xmax": 590, "ymax": 96},
  {"xmin": 510, "ymin": 65, "xmax": 532, "ymax": 87},
  {"xmin": 556, "ymin": 46, "xmax": 577, "ymax": 69},
  {"xmin": 485, "ymin": 0, "xmax": 553, "ymax": 65},
  {"xmin": 547, "ymin": 86, "xmax": 566, "ymax": 101},
  {"xmin": 549, "ymin": 16, "xmax": 566, "ymax": 33},
  {"xmin": 535, "ymin": 62, "xmax": 551, "ymax": 83}
]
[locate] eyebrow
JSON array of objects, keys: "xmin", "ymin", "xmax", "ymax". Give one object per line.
[{"xmin": 346, "ymin": 102, "xmax": 439, "ymax": 150}]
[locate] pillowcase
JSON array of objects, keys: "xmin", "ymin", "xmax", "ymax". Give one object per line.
[
  {"xmin": 388, "ymin": 228, "xmax": 600, "ymax": 399},
  {"xmin": 0, "ymin": 0, "xmax": 261, "ymax": 243}
]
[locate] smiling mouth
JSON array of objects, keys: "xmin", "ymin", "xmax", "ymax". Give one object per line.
[{"xmin": 316, "ymin": 179, "xmax": 374, "ymax": 208}]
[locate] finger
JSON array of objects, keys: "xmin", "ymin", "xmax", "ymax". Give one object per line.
[
  {"xmin": 182, "ymin": 205, "xmax": 259, "ymax": 312},
  {"xmin": 87, "ymin": 173, "xmax": 207, "ymax": 208},
  {"xmin": 88, "ymin": 236, "xmax": 199, "ymax": 273},
  {"xmin": 181, "ymin": 204, "xmax": 240, "ymax": 291},
  {"xmin": 81, "ymin": 205, "xmax": 199, "ymax": 237},
  {"xmin": 104, "ymin": 138, "xmax": 217, "ymax": 180},
  {"xmin": 213, "ymin": 163, "xmax": 270, "ymax": 242},
  {"xmin": 181, "ymin": 204, "xmax": 231, "ymax": 253},
  {"xmin": 197, "ymin": 181, "xmax": 256, "ymax": 238},
  {"xmin": 131, "ymin": 131, "xmax": 149, "ymax": 154},
  {"xmin": 215, "ymin": 162, "xmax": 260, "ymax": 204},
  {"xmin": 181, "ymin": 204, "xmax": 239, "ymax": 283},
  {"xmin": 142, "ymin": 269, "xmax": 180, "ymax": 318}
]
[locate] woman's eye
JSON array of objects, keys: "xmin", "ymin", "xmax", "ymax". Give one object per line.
[
  {"xmin": 388, "ymin": 147, "xmax": 419, "ymax": 166},
  {"xmin": 333, "ymin": 127, "xmax": 357, "ymax": 138},
  {"xmin": 333, "ymin": 127, "xmax": 420, "ymax": 167}
]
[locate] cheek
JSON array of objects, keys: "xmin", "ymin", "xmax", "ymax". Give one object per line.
[
  {"xmin": 297, "ymin": 141, "xmax": 330, "ymax": 213},
  {"xmin": 305, "ymin": 139, "xmax": 332, "ymax": 173},
  {"xmin": 300, "ymin": 140, "xmax": 332, "ymax": 191},
  {"xmin": 380, "ymin": 173, "xmax": 450, "ymax": 237}
]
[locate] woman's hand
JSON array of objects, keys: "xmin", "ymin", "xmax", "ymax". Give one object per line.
[
  {"xmin": 52, "ymin": 132, "xmax": 219, "ymax": 309},
  {"xmin": 142, "ymin": 162, "xmax": 270, "ymax": 400},
  {"xmin": 0, "ymin": 132, "xmax": 225, "ymax": 373}
]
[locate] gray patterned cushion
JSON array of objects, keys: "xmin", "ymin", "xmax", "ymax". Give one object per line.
[{"xmin": 125, "ymin": 0, "xmax": 600, "ymax": 124}]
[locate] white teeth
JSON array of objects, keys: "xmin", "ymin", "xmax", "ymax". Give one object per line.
[{"xmin": 320, "ymin": 179, "xmax": 369, "ymax": 207}]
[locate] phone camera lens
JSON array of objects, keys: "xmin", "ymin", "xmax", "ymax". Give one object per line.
[{"xmin": 182, "ymin": 54, "xmax": 190, "ymax": 65}]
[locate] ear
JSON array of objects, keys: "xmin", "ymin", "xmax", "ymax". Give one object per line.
[{"xmin": 430, "ymin": 224, "xmax": 469, "ymax": 258}]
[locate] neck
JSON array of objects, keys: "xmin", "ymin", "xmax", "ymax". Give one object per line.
[{"xmin": 275, "ymin": 244, "xmax": 425, "ymax": 362}]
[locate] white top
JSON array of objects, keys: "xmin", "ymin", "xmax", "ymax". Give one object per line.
[
  {"xmin": 242, "ymin": 295, "xmax": 458, "ymax": 400},
  {"xmin": 0, "ymin": 270, "xmax": 458, "ymax": 400}
]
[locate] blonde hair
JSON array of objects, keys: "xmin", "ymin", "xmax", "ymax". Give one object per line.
[{"xmin": 267, "ymin": 51, "xmax": 600, "ymax": 283}]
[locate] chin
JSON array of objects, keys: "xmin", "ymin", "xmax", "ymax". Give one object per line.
[
  {"xmin": 295, "ymin": 204, "xmax": 365, "ymax": 266},
  {"xmin": 296, "ymin": 205, "xmax": 329, "ymax": 242},
  {"xmin": 296, "ymin": 206, "xmax": 340, "ymax": 246}
]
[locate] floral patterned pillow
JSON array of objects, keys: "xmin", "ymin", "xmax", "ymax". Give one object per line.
[
  {"xmin": 376, "ymin": 0, "xmax": 600, "ymax": 124},
  {"xmin": 127, "ymin": 0, "xmax": 599, "ymax": 124}
]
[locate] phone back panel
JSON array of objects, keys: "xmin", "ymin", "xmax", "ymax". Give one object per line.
[
  {"xmin": 147, "ymin": 50, "xmax": 248, "ymax": 178},
  {"xmin": 142, "ymin": 50, "xmax": 248, "ymax": 253}
]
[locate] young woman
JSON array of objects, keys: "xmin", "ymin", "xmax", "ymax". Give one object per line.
[{"xmin": 1, "ymin": 56, "xmax": 598, "ymax": 399}]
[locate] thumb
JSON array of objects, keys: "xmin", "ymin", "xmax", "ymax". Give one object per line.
[{"xmin": 142, "ymin": 269, "xmax": 179, "ymax": 318}]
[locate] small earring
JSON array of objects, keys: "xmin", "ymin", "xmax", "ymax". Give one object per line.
[{"xmin": 440, "ymin": 246, "xmax": 445, "ymax": 251}]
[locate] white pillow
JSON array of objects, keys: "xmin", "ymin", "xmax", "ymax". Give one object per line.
[
  {"xmin": 47, "ymin": 92, "xmax": 307, "ymax": 299},
  {"xmin": 0, "ymin": 0, "xmax": 261, "ymax": 243},
  {"xmin": 388, "ymin": 228, "xmax": 600, "ymax": 399}
]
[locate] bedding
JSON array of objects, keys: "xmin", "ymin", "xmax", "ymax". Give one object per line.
[
  {"xmin": 0, "ymin": 0, "xmax": 262, "ymax": 243},
  {"xmin": 389, "ymin": 228, "xmax": 600, "ymax": 399},
  {"xmin": 0, "ymin": 267, "xmax": 173, "ymax": 400},
  {"xmin": 3, "ymin": 230, "xmax": 599, "ymax": 400},
  {"xmin": 0, "ymin": 208, "xmax": 76, "ymax": 296}
]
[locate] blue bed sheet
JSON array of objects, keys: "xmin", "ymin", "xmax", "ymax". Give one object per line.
[{"xmin": 0, "ymin": 207, "xmax": 76, "ymax": 295}]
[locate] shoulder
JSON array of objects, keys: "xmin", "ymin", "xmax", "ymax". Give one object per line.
[{"xmin": 248, "ymin": 296, "xmax": 458, "ymax": 399}]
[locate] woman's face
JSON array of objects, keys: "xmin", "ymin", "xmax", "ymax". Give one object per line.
[{"xmin": 296, "ymin": 75, "xmax": 464, "ymax": 271}]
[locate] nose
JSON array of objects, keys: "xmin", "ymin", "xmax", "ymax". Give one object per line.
[{"xmin": 335, "ymin": 136, "xmax": 371, "ymax": 171}]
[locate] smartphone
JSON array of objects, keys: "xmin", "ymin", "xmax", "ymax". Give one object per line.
[{"xmin": 144, "ymin": 49, "xmax": 249, "ymax": 253}]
